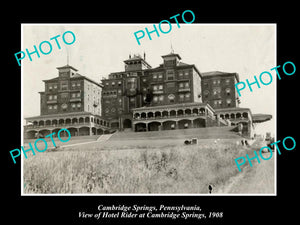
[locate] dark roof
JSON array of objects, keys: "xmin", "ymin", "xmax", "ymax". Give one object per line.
[
  {"xmin": 123, "ymin": 55, "xmax": 152, "ymax": 68},
  {"xmin": 56, "ymin": 64, "xmax": 78, "ymax": 71},
  {"xmin": 202, "ymin": 71, "xmax": 240, "ymax": 82},
  {"xmin": 161, "ymin": 53, "xmax": 182, "ymax": 60},
  {"xmin": 148, "ymin": 62, "xmax": 201, "ymax": 76}
]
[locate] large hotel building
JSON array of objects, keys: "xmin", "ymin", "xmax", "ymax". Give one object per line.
[{"xmin": 24, "ymin": 52, "xmax": 271, "ymax": 138}]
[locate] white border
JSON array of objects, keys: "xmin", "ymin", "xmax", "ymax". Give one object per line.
[{"xmin": 21, "ymin": 23, "xmax": 277, "ymax": 196}]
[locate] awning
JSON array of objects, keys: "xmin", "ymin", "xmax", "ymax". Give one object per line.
[{"xmin": 252, "ymin": 114, "xmax": 272, "ymax": 123}]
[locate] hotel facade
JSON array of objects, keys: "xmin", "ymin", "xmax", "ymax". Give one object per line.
[
  {"xmin": 24, "ymin": 65, "xmax": 111, "ymax": 139},
  {"xmin": 24, "ymin": 52, "xmax": 271, "ymax": 139}
]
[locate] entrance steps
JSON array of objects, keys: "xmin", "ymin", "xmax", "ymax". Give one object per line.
[{"xmin": 96, "ymin": 133, "xmax": 115, "ymax": 142}]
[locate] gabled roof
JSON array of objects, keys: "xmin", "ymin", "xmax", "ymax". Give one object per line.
[{"xmin": 42, "ymin": 72, "xmax": 102, "ymax": 87}]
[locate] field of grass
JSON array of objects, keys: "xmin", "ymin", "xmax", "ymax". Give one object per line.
[{"xmin": 23, "ymin": 136, "xmax": 256, "ymax": 194}]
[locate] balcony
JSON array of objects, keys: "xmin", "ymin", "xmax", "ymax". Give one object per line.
[
  {"xmin": 153, "ymin": 90, "xmax": 164, "ymax": 94},
  {"xmin": 24, "ymin": 122, "xmax": 91, "ymax": 129},
  {"xmin": 47, "ymin": 100, "xmax": 57, "ymax": 104},
  {"xmin": 70, "ymin": 98, "xmax": 81, "ymax": 102},
  {"xmin": 178, "ymin": 87, "xmax": 190, "ymax": 92},
  {"xmin": 133, "ymin": 112, "xmax": 206, "ymax": 121}
]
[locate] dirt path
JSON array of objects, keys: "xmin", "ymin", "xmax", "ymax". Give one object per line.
[{"xmin": 216, "ymin": 154, "xmax": 275, "ymax": 194}]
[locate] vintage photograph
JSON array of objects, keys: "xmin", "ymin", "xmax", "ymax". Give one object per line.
[{"xmin": 21, "ymin": 24, "xmax": 276, "ymax": 195}]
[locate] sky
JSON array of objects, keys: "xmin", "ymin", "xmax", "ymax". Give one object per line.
[{"xmin": 22, "ymin": 24, "xmax": 276, "ymax": 136}]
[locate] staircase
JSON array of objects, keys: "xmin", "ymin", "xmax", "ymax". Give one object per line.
[{"xmin": 96, "ymin": 133, "xmax": 115, "ymax": 142}]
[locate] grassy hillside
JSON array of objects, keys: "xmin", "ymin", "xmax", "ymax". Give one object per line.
[{"xmin": 23, "ymin": 127, "xmax": 255, "ymax": 194}]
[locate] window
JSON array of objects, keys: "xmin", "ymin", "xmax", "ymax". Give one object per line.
[
  {"xmin": 214, "ymin": 100, "xmax": 222, "ymax": 107},
  {"xmin": 153, "ymin": 74, "xmax": 157, "ymax": 79},
  {"xmin": 105, "ymin": 82, "xmax": 109, "ymax": 86},
  {"xmin": 127, "ymin": 78, "xmax": 136, "ymax": 89},
  {"xmin": 179, "ymin": 94, "xmax": 184, "ymax": 101},
  {"xmin": 166, "ymin": 82, "xmax": 175, "ymax": 89},
  {"xmin": 213, "ymin": 79, "xmax": 221, "ymax": 85},
  {"xmin": 118, "ymin": 89, "xmax": 122, "ymax": 94},
  {"xmin": 225, "ymin": 88, "xmax": 231, "ymax": 96},
  {"xmin": 153, "ymin": 96, "xmax": 158, "ymax": 102},
  {"xmin": 77, "ymin": 82, "xmax": 81, "ymax": 87},
  {"xmin": 105, "ymin": 108, "xmax": 109, "ymax": 113},
  {"xmin": 158, "ymin": 84, "xmax": 163, "ymax": 90},
  {"xmin": 61, "ymin": 103, "xmax": 68, "ymax": 110},
  {"xmin": 61, "ymin": 93, "xmax": 68, "ymax": 100},
  {"xmin": 213, "ymin": 87, "xmax": 221, "ymax": 96},
  {"xmin": 159, "ymin": 95, "xmax": 164, "ymax": 101},
  {"xmin": 153, "ymin": 85, "xmax": 158, "ymax": 91},
  {"xmin": 178, "ymin": 71, "xmax": 184, "ymax": 79},
  {"xmin": 130, "ymin": 97, "xmax": 135, "ymax": 102},
  {"xmin": 53, "ymin": 105, "xmax": 57, "ymax": 109},
  {"xmin": 184, "ymin": 70, "xmax": 189, "ymax": 76},
  {"xmin": 77, "ymin": 92, "xmax": 81, "ymax": 98},
  {"xmin": 185, "ymin": 93, "xmax": 190, "ymax": 99},
  {"xmin": 112, "ymin": 81, "xmax": 115, "ymax": 86},
  {"xmin": 168, "ymin": 94, "xmax": 175, "ymax": 103},
  {"xmin": 158, "ymin": 73, "xmax": 163, "ymax": 79},
  {"xmin": 61, "ymin": 81, "xmax": 68, "ymax": 90},
  {"xmin": 204, "ymin": 90, "xmax": 209, "ymax": 98},
  {"xmin": 72, "ymin": 82, "xmax": 76, "ymax": 87},
  {"xmin": 225, "ymin": 79, "xmax": 230, "ymax": 85},
  {"xmin": 48, "ymin": 95, "xmax": 53, "ymax": 100},
  {"xmin": 111, "ymin": 108, "xmax": 116, "ymax": 112},
  {"xmin": 226, "ymin": 99, "xmax": 231, "ymax": 106},
  {"xmin": 142, "ymin": 78, "xmax": 147, "ymax": 82},
  {"xmin": 53, "ymin": 95, "xmax": 57, "ymax": 100},
  {"xmin": 49, "ymin": 85, "xmax": 53, "ymax": 91},
  {"xmin": 166, "ymin": 70, "xmax": 175, "ymax": 81},
  {"xmin": 72, "ymin": 103, "xmax": 76, "ymax": 108},
  {"xmin": 48, "ymin": 105, "xmax": 52, "ymax": 110},
  {"xmin": 179, "ymin": 82, "xmax": 189, "ymax": 89}
]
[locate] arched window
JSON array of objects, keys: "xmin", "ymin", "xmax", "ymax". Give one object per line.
[
  {"xmin": 204, "ymin": 90, "xmax": 209, "ymax": 98},
  {"xmin": 168, "ymin": 94, "xmax": 175, "ymax": 103},
  {"xmin": 225, "ymin": 88, "xmax": 231, "ymax": 96}
]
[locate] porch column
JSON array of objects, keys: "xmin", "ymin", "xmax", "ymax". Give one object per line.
[{"xmin": 175, "ymin": 121, "xmax": 179, "ymax": 129}]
